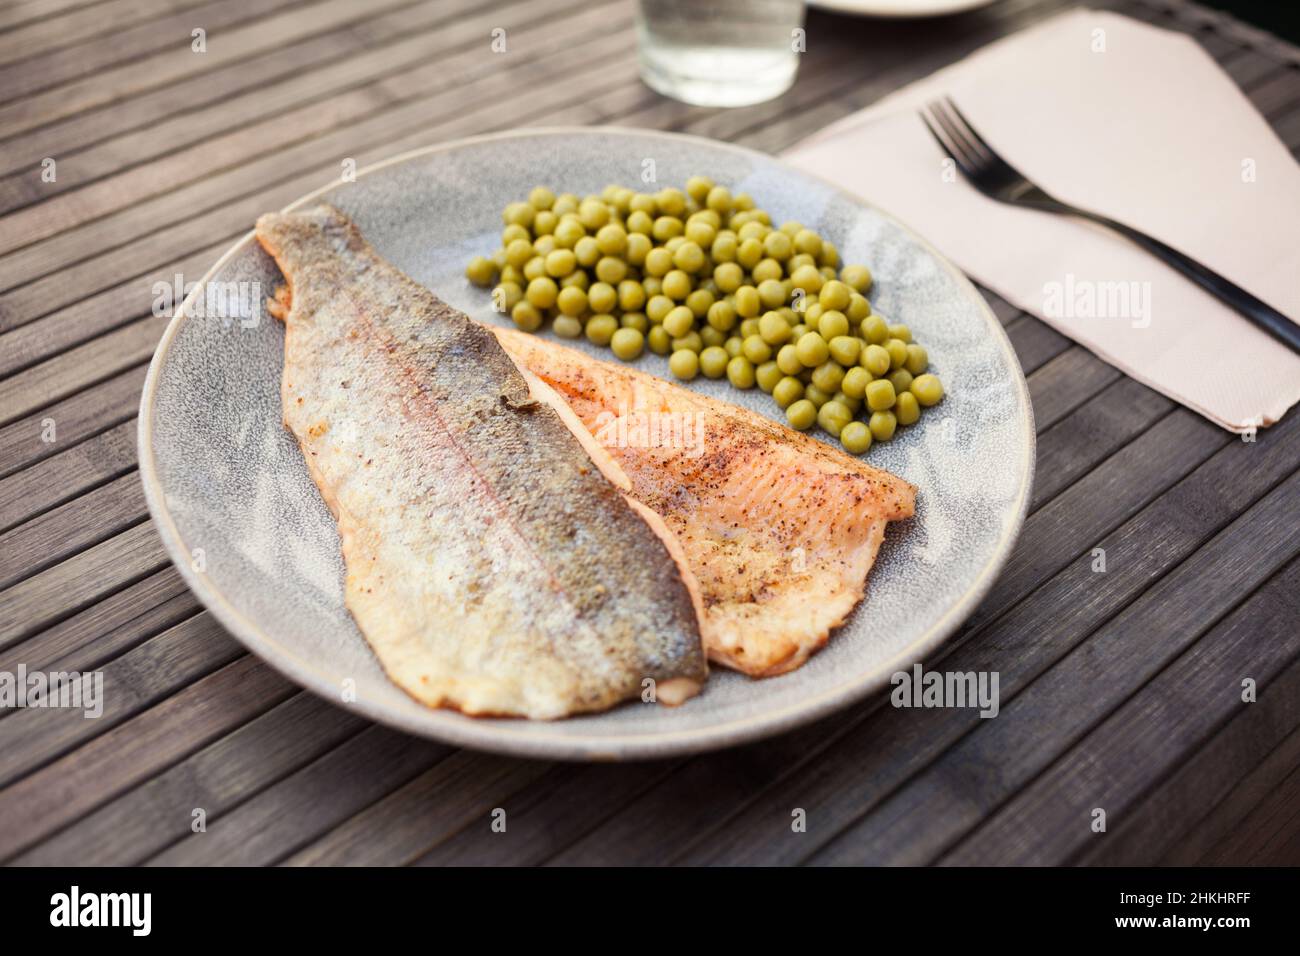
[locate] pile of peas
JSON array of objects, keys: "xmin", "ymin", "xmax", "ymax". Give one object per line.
[{"xmin": 465, "ymin": 178, "xmax": 944, "ymax": 455}]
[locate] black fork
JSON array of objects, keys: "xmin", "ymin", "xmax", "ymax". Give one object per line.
[{"xmin": 919, "ymin": 97, "xmax": 1300, "ymax": 354}]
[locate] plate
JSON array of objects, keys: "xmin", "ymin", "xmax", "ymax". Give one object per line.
[
  {"xmin": 812, "ymin": 0, "xmax": 999, "ymax": 18},
  {"xmin": 139, "ymin": 127, "xmax": 1033, "ymax": 760}
]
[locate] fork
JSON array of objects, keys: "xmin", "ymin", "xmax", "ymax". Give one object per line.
[{"xmin": 919, "ymin": 97, "xmax": 1300, "ymax": 354}]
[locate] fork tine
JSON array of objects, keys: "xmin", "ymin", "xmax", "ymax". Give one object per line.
[
  {"xmin": 930, "ymin": 99, "xmax": 989, "ymax": 171},
  {"xmin": 941, "ymin": 97, "xmax": 998, "ymax": 162},
  {"xmin": 918, "ymin": 104, "xmax": 977, "ymax": 178}
]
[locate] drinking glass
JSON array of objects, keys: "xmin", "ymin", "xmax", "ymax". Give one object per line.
[{"xmin": 635, "ymin": 0, "xmax": 807, "ymax": 108}]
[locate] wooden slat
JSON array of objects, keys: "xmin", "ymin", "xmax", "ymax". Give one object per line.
[
  {"xmin": 0, "ymin": 654, "xmax": 294, "ymax": 861},
  {"xmin": 0, "ymin": 520, "xmax": 167, "ymax": 649},
  {"xmin": 0, "ymin": 565, "xmax": 197, "ymax": 678},
  {"xmin": 12, "ymin": 691, "xmax": 365, "ymax": 865},
  {"xmin": 0, "ymin": 0, "xmax": 119, "ymax": 33},
  {"xmin": 0, "ymin": 418, "xmax": 137, "ymax": 533},
  {"xmin": 149, "ymin": 724, "xmax": 451, "ymax": 865},
  {"xmin": 940, "ymin": 556, "xmax": 1300, "ymax": 864},
  {"xmin": 0, "ymin": 0, "xmax": 418, "ymax": 139},
  {"xmin": 1004, "ymin": 315, "xmax": 1071, "ymax": 373},
  {"xmin": 1086, "ymin": 655, "xmax": 1300, "ymax": 864},
  {"xmin": 807, "ymin": 469, "xmax": 1300, "ymax": 865},
  {"xmin": 0, "ymin": 612, "xmax": 242, "ymax": 789}
]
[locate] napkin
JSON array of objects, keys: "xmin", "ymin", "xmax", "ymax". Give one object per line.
[{"xmin": 783, "ymin": 8, "xmax": 1300, "ymax": 432}]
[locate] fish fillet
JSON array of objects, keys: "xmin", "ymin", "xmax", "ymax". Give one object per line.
[
  {"xmin": 255, "ymin": 205, "xmax": 707, "ymax": 719},
  {"xmin": 495, "ymin": 329, "xmax": 917, "ymax": 677}
]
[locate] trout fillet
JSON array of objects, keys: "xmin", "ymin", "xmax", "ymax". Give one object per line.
[
  {"xmin": 256, "ymin": 205, "xmax": 707, "ymax": 719},
  {"xmin": 495, "ymin": 329, "xmax": 917, "ymax": 677}
]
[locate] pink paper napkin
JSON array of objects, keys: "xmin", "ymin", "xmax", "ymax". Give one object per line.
[{"xmin": 783, "ymin": 8, "xmax": 1300, "ymax": 432}]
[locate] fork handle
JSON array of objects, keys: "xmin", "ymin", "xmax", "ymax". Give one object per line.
[{"xmin": 1062, "ymin": 205, "xmax": 1300, "ymax": 354}]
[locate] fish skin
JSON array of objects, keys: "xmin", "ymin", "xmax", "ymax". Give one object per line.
[
  {"xmin": 255, "ymin": 205, "xmax": 706, "ymax": 719},
  {"xmin": 495, "ymin": 328, "xmax": 917, "ymax": 677}
]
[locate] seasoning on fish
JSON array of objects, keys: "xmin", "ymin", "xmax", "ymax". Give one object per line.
[
  {"xmin": 495, "ymin": 328, "xmax": 917, "ymax": 677},
  {"xmin": 256, "ymin": 205, "xmax": 707, "ymax": 719}
]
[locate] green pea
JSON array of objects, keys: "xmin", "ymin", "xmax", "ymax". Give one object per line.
[
  {"xmin": 734, "ymin": 285, "xmax": 761, "ymax": 318},
  {"xmin": 712, "ymin": 234, "xmax": 739, "ymax": 264},
  {"xmin": 888, "ymin": 323, "xmax": 912, "ymax": 343},
  {"xmin": 742, "ymin": 334, "xmax": 772, "ymax": 364},
  {"xmin": 627, "ymin": 210, "xmax": 654, "ymax": 236},
  {"xmin": 817, "ymin": 400, "xmax": 853, "ymax": 438},
  {"xmin": 841, "ymin": 366, "xmax": 872, "ymax": 400},
  {"xmin": 724, "ymin": 335, "xmax": 744, "ymax": 358},
  {"xmin": 503, "ymin": 202, "xmax": 535, "ymax": 228},
  {"xmin": 685, "ymin": 220, "xmax": 716, "ymax": 248},
  {"xmin": 887, "ymin": 368, "xmax": 914, "ymax": 394},
  {"xmin": 700, "ymin": 346, "xmax": 730, "ymax": 379},
  {"xmin": 714, "ymin": 262, "xmax": 744, "ymax": 293},
  {"xmin": 738, "ymin": 318, "xmax": 760, "ymax": 339},
  {"xmin": 726, "ymin": 355, "xmax": 756, "ymax": 389},
  {"xmin": 840, "ymin": 421, "xmax": 872, "ymax": 454},
  {"xmin": 733, "ymin": 192, "xmax": 755, "ymax": 212},
  {"xmin": 911, "ymin": 373, "xmax": 944, "ymax": 406},
  {"xmin": 817, "ymin": 310, "xmax": 849, "ymax": 341},
  {"xmin": 504, "ymin": 239, "xmax": 534, "ymax": 270},
  {"xmin": 466, "ymin": 256, "xmax": 497, "ymax": 287},
  {"xmin": 846, "ymin": 293, "xmax": 871, "ymax": 322},
  {"xmin": 895, "ymin": 391, "xmax": 921, "ymax": 425},
  {"xmin": 629, "ymin": 192, "xmax": 657, "ymax": 216},
  {"xmin": 525, "ymin": 276, "xmax": 558, "ymax": 309},
  {"xmin": 865, "ymin": 379, "xmax": 896, "ymax": 412},
  {"xmin": 647, "ymin": 325, "xmax": 671, "ymax": 355},
  {"xmin": 786, "ymin": 399, "xmax": 817, "ymax": 431},
  {"xmin": 583, "ymin": 314, "xmax": 616, "ymax": 346},
  {"xmin": 776, "ymin": 344, "xmax": 803, "ymax": 376},
  {"xmin": 549, "ymin": 315, "xmax": 581, "ymax": 339},
  {"xmin": 595, "ymin": 257, "xmax": 627, "ymax": 285},
  {"xmin": 644, "ymin": 248, "xmax": 672, "ymax": 277},
  {"xmin": 673, "ymin": 241, "xmax": 706, "ymax": 274},
  {"xmin": 904, "ymin": 343, "xmax": 929, "ymax": 375},
  {"xmin": 657, "ymin": 188, "xmax": 687, "ymax": 217},
  {"xmin": 855, "ymin": 315, "xmax": 884, "ymax": 347},
  {"xmin": 811, "ymin": 361, "xmax": 844, "ymax": 394},
  {"xmin": 737, "ymin": 221, "xmax": 768, "ymax": 242},
  {"xmin": 588, "ymin": 282, "xmax": 617, "ymax": 314},
  {"xmin": 753, "ymin": 260, "xmax": 784, "ymax": 286},
  {"xmin": 840, "ymin": 264, "xmax": 872, "ymax": 293},
  {"xmin": 652, "ymin": 216, "xmax": 683, "ymax": 242},
  {"xmin": 686, "ymin": 176, "xmax": 715, "ymax": 203},
  {"xmin": 555, "ymin": 285, "xmax": 588, "ymax": 317},
  {"xmin": 862, "ymin": 343, "xmax": 891, "ymax": 376},
  {"xmin": 706, "ymin": 185, "xmax": 732, "ymax": 214},
  {"xmin": 572, "ymin": 236, "xmax": 599, "ymax": 268},
  {"xmin": 528, "ymin": 186, "xmax": 555, "ymax": 210},
  {"xmin": 737, "ymin": 238, "xmax": 764, "ymax": 270},
  {"xmin": 793, "ymin": 229, "xmax": 823, "ymax": 258},
  {"xmin": 578, "ymin": 199, "xmax": 609, "ymax": 230},
  {"xmin": 626, "ymin": 233, "xmax": 652, "ymax": 266},
  {"xmin": 672, "ymin": 331, "xmax": 703, "ymax": 353},
  {"xmin": 510, "ymin": 300, "xmax": 543, "ymax": 331},
  {"xmin": 788, "ymin": 323, "xmax": 809, "ymax": 342},
  {"xmin": 663, "ymin": 270, "xmax": 692, "ymax": 301},
  {"xmin": 617, "ymin": 280, "xmax": 645, "ymax": 313},
  {"xmin": 707, "ymin": 299, "xmax": 737, "ymax": 332},
  {"xmin": 819, "ymin": 279, "xmax": 852, "ymax": 312},
  {"xmin": 795, "ymin": 332, "xmax": 829, "ymax": 368},
  {"xmin": 700, "ymin": 325, "xmax": 726, "ymax": 348},
  {"xmin": 532, "ymin": 234, "xmax": 557, "ymax": 257},
  {"xmin": 820, "ymin": 241, "xmax": 840, "ymax": 269},
  {"xmin": 758, "ymin": 311, "xmax": 792, "ymax": 345},
  {"xmin": 884, "ymin": 338, "xmax": 909, "ymax": 370},
  {"xmin": 686, "ymin": 288, "xmax": 714, "ymax": 318},
  {"xmin": 789, "ymin": 264, "xmax": 824, "ymax": 296},
  {"xmin": 663, "ymin": 305, "xmax": 696, "ymax": 338},
  {"xmin": 595, "ymin": 223, "xmax": 628, "ymax": 257},
  {"xmin": 763, "ymin": 230, "xmax": 793, "ymax": 261},
  {"xmin": 756, "ymin": 360, "xmax": 783, "ymax": 393},
  {"xmin": 669, "ymin": 349, "xmax": 700, "ymax": 381},
  {"xmin": 869, "ymin": 410, "xmax": 897, "ymax": 442},
  {"xmin": 772, "ymin": 376, "xmax": 805, "ymax": 409},
  {"xmin": 646, "ymin": 295, "xmax": 673, "ymax": 324},
  {"xmin": 609, "ymin": 327, "xmax": 644, "ymax": 361},
  {"xmin": 544, "ymin": 249, "xmax": 576, "ymax": 278},
  {"xmin": 553, "ymin": 218, "xmax": 585, "ymax": 248},
  {"xmin": 834, "ymin": 392, "xmax": 862, "ymax": 415},
  {"xmin": 803, "ymin": 383, "xmax": 832, "ymax": 409},
  {"xmin": 642, "ymin": 276, "xmax": 663, "ymax": 298},
  {"xmin": 828, "ymin": 335, "xmax": 861, "ymax": 366},
  {"xmin": 753, "ymin": 278, "xmax": 783, "ymax": 310},
  {"xmin": 621, "ymin": 311, "xmax": 649, "ymax": 333}
]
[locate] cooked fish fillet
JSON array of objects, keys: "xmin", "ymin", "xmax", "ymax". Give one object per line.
[
  {"xmin": 255, "ymin": 205, "xmax": 707, "ymax": 719},
  {"xmin": 495, "ymin": 329, "xmax": 917, "ymax": 677}
]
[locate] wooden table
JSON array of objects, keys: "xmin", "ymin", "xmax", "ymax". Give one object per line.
[{"xmin": 1, "ymin": 0, "xmax": 1297, "ymax": 867}]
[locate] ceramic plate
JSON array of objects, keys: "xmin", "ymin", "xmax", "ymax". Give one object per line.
[
  {"xmin": 139, "ymin": 128, "xmax": 1033, "ymax": 760},
  {"xmin": 812, "ymin": 0, "xmax": 999, "ymax": 18}
]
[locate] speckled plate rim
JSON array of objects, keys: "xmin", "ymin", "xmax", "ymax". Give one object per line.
[{"xmin": 138, "ymin": 126, "xmax": 1034, "ymax": 761}]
